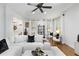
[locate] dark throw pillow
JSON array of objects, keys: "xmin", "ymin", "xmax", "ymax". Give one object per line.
[
  {"xmin": 50, "ymin": 32, "xmax": 53, "ymax": 36},
  {"xmin": 0, "ymin": 39, "xmax": 9, "ymax": 54},
  {"xmin": 27, "ymin": 35, "xmax": 35, "ymax": 42},
  {"xmin": 55, "ymin": 33, "xmax": 59, "ymax": 39}
]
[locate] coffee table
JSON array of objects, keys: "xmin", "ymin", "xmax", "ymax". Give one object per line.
[
  {"xmin": 22, "ymin": 47, "xmax": 65, "ymax": 56},
  {"xmin": 22, "ymin": 50, "xmax": 53, "ymax": 56}
]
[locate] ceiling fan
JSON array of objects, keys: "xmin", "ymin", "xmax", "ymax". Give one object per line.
[{"xmin": 27, "ymin": 3, "xmax": 52, "ymax": 13}]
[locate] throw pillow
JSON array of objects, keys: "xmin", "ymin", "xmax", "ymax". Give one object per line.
[
  {"xmin": 27, "ymin": 35, "xmax": 35, "ymax": 42},
  {"xmin": 0, "ymin": 39, "xmax": 9, "ymax": 54}
]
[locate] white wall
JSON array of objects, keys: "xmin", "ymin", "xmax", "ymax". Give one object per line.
[
  {"xmin": 64, "ymin": 4, "xmax": 79, "ymax": 48},
  {"xmin": 28, "ymin": 19, "xmax": 53, "ymax": 37},
  {"xmin": 0, "ymin": 4, "xmax": 5, "ymax": 40},
  {"xmin": 5, "ymin": 5, "xmax": 54, "ymax": 43},
  {"xmin": 5, "ymin": 6, "xmax": 25, "ymax": 43}
]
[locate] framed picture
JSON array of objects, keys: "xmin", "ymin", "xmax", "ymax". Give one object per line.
[
  {"xmin": 13, "ymin": 25, "xmax": 17, "ymax": 30},
  {"xmin": 38, "ymin": 25, "xmax": 45, "ymax": 35},
  {"xmin": 25, "ymin": 22, "xmax": 29, "ymax": 27}
]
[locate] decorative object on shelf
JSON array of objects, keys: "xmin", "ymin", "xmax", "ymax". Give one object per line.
[
  {"xmin": 23, "ymin": 22, "xmax": 29, "ymax": 35},
  {"xmin": 23, "ymin": 28, "xmax": 27, "ymax": 35},
  {"xmin": 13, "ymin": 25, "xmax": 17, "ymax": 31}
]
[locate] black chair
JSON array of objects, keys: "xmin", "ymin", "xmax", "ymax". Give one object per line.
[
  {"xmin": 55, "ymin": 33, "xmax": 59, "ymax": 39},
  {"xmin": 50, "ymin": 32, "xmax": 53, "ymax": 36}
]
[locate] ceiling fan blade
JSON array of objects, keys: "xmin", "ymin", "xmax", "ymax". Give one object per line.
[
  {"xmin": 32, "ymin": 8, "xmax": 38, "ymax": 12},
  {"xmin": 27, "ymin": 3, "xmax": 36, "ymax": 6},
  {"xmin": 42, "ymin": 6, "xmax": 52, "ymax": 9},
  {"xmin": 39, "ymin": 8, "xmax": 43, "ymax": 13}
]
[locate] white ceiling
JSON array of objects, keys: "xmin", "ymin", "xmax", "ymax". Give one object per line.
[{"xmin": 6, "ymin": 3, "xmax": 74, "ymax": 20}]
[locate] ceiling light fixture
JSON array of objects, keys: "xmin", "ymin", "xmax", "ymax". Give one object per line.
[
  {"xmin": 44, "ymin": 12, "xmax": 47, "ymax": 14},
  {"xmin": 32, "ymin": 12, "xmax": 35, "ymax": 14}
]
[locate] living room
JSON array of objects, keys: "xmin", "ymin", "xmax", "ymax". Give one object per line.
[{"xmin": 0, "ymin": 3, "xmax": 79, "ymax": 56}]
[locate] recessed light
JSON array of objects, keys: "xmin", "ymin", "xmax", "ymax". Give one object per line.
[
  {"xmin": 32, "ymin": 12, "xmax": 35, "ymax": 14},
  {"xmin": 44, "ymin": 12, "xmax": 47, "ymax": 14}
]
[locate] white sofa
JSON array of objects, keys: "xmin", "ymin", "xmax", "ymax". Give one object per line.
[
  {"xmin": 0, "ymin": 35, "xmax": 51, "ymax": 56},
  {"xmin": 0, "ymin": 35, "xmax": 65, "ymax": 56},
  {"xmin": 0, "ymin": 38, "xmax": 23, "ymax": 56},
  {"xmin": 0, "ymin": 45, "xmax": 23, "ymax": 56},
  {"xmin": 13, "ymin": 35, "xmax": 50, "ymax": 50},
  {"xmin": 14, "ymin": 35, "xmax": 43, "ymax": 44}
]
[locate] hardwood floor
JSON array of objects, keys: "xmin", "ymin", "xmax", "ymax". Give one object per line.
[
  {"xmin": 57, "ymin": 43, "xmax": 76, "ymax": 56},
  {"xmin": 48, "ymin": 38, "xmax": 77, "ymax": 56}
]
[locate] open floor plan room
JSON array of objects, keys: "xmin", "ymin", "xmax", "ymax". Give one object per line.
[{"xmin": 0, "ymin": 3, "xmax": 79, "ymax": 56}]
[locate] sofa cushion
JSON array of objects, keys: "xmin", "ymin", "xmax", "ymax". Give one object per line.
[
  {"xmin": 27, "ymin": 35, "xmax": 35, "ymax": 42},
  {"xmin": 15, "ymin": 35, "xmax": 27, "ymax": 43},
  {"xmin": 0, "ymin": 46, "xmax": 22, "ymax": 56},
  {"xmin": 35, "ymin": 35, "xmax": 43, "ymax": 42},
  {"xmin": 0, "ymin": 39, "xmax": 9, "ymax": 54}
]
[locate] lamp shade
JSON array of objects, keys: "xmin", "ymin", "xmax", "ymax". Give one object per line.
[{"xmin": 56, "ymin": 29, "xmax": 60, "ymax": 33}]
